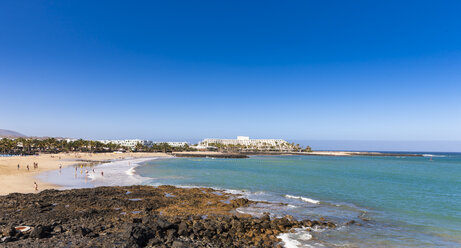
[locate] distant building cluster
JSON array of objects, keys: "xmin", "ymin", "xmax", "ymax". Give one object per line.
[
  {"xmin": 158, "ymin": 141, "xmax": 189, "ymax": 147},
  {"xmin": 98, "ymin": 139, "xmax": 150, "ymax": 148},
  {"xmin": 199, "ymin": 136, "xmax": 290, "ymax": 149},
  {"xmin": 98, "ymin": 139, "xmax": 189, "ymax": 149},
  {"xmin": 97, "ymin": 136, "xmax": 292, "ymax": 150}
]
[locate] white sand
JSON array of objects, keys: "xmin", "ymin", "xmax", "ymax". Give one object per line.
[{"xmin": 0, "ymin": 152, "xmax": 171, "ymax": 195}]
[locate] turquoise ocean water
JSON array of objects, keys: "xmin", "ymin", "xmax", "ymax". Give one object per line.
[{"xmin": 134, "ymin": 153, "xmax": 461, "ymax": 247}]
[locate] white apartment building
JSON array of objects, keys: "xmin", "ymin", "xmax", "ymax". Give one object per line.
[
  {"xmin": 199, "ymin": 136, "xmax": 290, "ymax": 149},
  {"xmin": 153, "ymin": 141, "xmax": 189, "ymax": 147},
  {"xmin": 98, "ymin": 139, "xmax": 151, "ymax": 149}
]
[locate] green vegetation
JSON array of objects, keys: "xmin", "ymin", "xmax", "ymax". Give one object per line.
[
  {"xmin": 206, "ymin": 142, "xmax": 311, "ymax": 153},
  {"xmin": 135, "ymin": 143, "xmax": 195, "ymax": 153},
  {"xmin": 0, "ymin": 138, "xmax": 195, "ymax": 155},
  {"xmin": 303, "ymin": 146, "xmax": 312, "ymax": 152},
  {"xmin": 0, "ymin": 138, "xmax": 123, "ymax": 155}
]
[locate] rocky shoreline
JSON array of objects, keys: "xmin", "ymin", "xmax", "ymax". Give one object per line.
[
  {"xmin": 172, "ymin": 151, "xmax": 423, "ymax": 159},
  {"xmin": 0, "ymin": 185, "xmax": 337, "ymax": 247},
  {"xmin": 240, "ymin": 151, "xmax": 424, "ymax": 157},
  {"xmin": 172, "ymin": 153, "xmax": 249, "ymax": 159}
]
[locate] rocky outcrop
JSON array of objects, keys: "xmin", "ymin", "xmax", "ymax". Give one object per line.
[
  {"xmin": 0, "ymin": 185, "xmax": 336, "ymax": 247},
  {"xmin": 173, "ymin": 153, "xmax": 249, "ymax": 158}
]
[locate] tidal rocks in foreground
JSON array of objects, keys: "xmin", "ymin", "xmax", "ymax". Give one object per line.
[{"xmin": 0, "ymin": 185, "xmax": 336, "ymax": 247}]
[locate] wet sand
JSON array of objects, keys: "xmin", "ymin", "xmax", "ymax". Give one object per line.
[{"xmin": 0, "ymin": 152, "xmax": 171, "ymax": 195}]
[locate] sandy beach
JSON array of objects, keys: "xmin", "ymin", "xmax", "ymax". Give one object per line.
[{"xmin": 0, "ymin": 152, "xmax": 170, "ymax": 195}]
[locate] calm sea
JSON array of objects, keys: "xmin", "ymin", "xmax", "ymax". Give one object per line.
[{"xmin": 134, "ymin": 153, "xmax": 461, "ymax": 247}]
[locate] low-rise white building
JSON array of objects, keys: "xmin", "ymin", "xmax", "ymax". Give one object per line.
[
  {"xmin": 153, "ymin": 141, "xmax": 189, "ymax": 147},
  {"xmin": 98, "ymin": 139, "xmax": 151, "ymax": 149},
  {"xmin": 199, "ymin": 136, "xmax": 291, "ymax": 150},
  {"xmin": 98, "ymin": 140, "xmax": 190, "ymax": 149}
]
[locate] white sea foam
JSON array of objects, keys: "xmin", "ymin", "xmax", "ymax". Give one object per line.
[
  {"xmin": 87, "ymin": 157, "xmax": 159, "ymax": 187},
  {"xmin": 278, "ymin": 233, "xmax": 303, "ymax": 248},
  {"xmin": 223, "ymin": 189, "xmax": 248, "ymax": 195},
  {"xmin": 126, "ymin": 167, "xmax": 136, "ymax": 176},
  {"xmin": 174, "ymin": 185, "xmax": 200, "ymax": 189},
  {"xmin": 422, "ymin": 154, "xmax": 446, "ymax": 157},
  {"xmin": 307, "ymin": 225, "xmax": 326, "ymax": 232},
  {"xmin": 277, "ymin": 228, "xmax": 314, "ymax": 248},
  {"xmin": 285, "ymin": 195, "xmax": 320, "ymax": 204},
  {"xmin": 236, "ymin": 208, "xmax": 247, "ymax": 214}
]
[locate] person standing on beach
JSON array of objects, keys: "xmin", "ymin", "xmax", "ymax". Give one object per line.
[
  {"xmin": 27, "ymin": 165, "xmax": 29, "ymax": 171},
  {"xmin": 17, "ymin": 164, "xmax": 20, "ymax": 170},
  {"xmin": 101, "ymin": 171, "xmax": 104, "ymax": 177},
  {"xmin": 34, "ymin": 181, "xmax": 38, "ymax": 191}
]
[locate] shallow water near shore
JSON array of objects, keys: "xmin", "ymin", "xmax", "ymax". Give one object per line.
[
  {"xmin": 36, "ymin": 157, "xmax": 157, "ymax": 189},
  {"xmin": 133, "ymin": 154, "xmax": 461, "ymax": 247},
  {"xmin": 39, "ymin": 153, "xmax": 461, "ymax": 247}
]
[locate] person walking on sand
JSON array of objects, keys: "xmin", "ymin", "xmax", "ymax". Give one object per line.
[
  {"xmin": 27, "ymin": 165, "xmax": 29, "ymax": 171},
  {"xmin": 17, "ymin": 164, "xmax": 20, "ymax": 170},
  {"xmin": 34, "ymin": 181, "xmax": 38, "ymax": 191}
]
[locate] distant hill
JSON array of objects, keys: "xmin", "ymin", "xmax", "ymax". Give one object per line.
[{"xmin": 0, "ymin": 129, "xmax": 27, "ymax": 138}]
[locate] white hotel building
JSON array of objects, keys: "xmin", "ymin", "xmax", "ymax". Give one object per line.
[
  {"xmin": 98, "ymin": 140, "xmax": 189, "ymax": 149},
  {"xmin": 199, "ymin": 136, "xmax": 290, "ymax": 149},
  {"xmin": 158, "ymin": 141, "xmax": 189, "ymax": 147},
  {"xmin": 98, "ymin": 139, "xmax": 151, "ymax": 149}
]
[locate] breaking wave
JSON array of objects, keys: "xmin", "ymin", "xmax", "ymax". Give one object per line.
[{"xmin": 285, "ymin": 195, "xmax": 320, "ymax": 204}]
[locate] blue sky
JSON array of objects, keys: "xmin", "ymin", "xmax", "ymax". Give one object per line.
[{"xmin": 1, "ymin": 1, "xmax": 460, "ymax": 151}]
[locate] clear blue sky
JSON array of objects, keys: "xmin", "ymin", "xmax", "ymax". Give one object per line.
[{"xmin": 1, "ymin": 1, "xmax": 460, "ymax": 151}]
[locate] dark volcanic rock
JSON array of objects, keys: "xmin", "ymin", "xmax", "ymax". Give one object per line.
[
  {"xmin": 52, "ymin": 225, "xmax": 63, "ymax": 233},
  {"xmin": 73, "ymin": 226, "xmax": 92, "ymax": 237},
  {"xmin": 2, "ymin": 225, "xmax": 16, "ymax": 236},
  {"xmin": 126, "ymin": 225, "xmax": 153, "ymax": 246},
  {"xmin": 30, "ymin": 225, "xmax": 49, "ymax": 239},
  {"xmin": 0, "ymin": 185, "xmax": 338, "ymax": 247}
]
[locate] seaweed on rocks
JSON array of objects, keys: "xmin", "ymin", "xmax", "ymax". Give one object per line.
[{"xmin": 0, "ymin": 185, "xmax": 336, "ymax": 247}]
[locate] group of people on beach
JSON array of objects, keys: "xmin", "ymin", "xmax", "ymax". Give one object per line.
[
  {"xmin": 15, "ymin": 162, "xmax": 40, "ymax": 191},
  {"xmin": 22, "ymin": 162, "xmax": 105, "ymax": 193},
  {"xmin": 17, "ymin": 162, "xmax": 39, "ymax": 171},
  {"xmin": 74, "ymin": 164, "xmax": 104, "ymax": 178}
]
